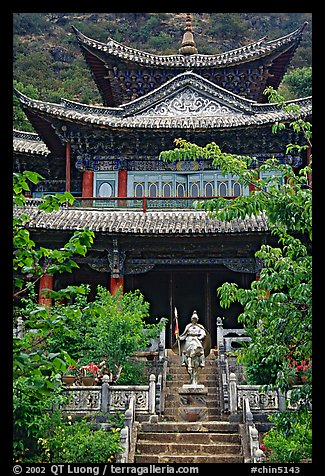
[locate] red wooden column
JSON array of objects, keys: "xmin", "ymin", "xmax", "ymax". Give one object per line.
[
  {"xmin": 249, "ymin": 169, "xmax": 259, "ymax": 193},
  {"xmin": 118, "ymin": 169, "xmax": 127, "ymax": 207},
  {"xmin": 110, "ymin": 277, "xmax": 124, "ymax": 295},
  {"xmin": 65, "ymin": 141, "xmax": 71, "ymax": 193},
  {"xmin": 82, "ymin": 170, "xmax": 94, "ymax": 197},
  {"xmin": 38, "ymin": 274, "xmax": 54, "ymax": 307},
  {"xmin": 118, "ymin": 170, "xmax": 128, "ymax": 197}
]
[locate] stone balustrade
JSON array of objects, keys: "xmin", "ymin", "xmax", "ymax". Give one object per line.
[{"xmin": 61, "ymin": 374, "xmax": 157, "ymax": 415}]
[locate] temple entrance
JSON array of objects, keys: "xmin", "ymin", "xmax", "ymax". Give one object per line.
[{"xmin": 124, "ymin": 265, "xmax": 253, "ymax": 348}]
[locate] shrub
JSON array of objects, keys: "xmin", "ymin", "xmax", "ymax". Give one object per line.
[
  {"xmin": 37, "ymin": 412, "xmax": 123, "ymax": 463},
  {"xmin": 263, "ymin": 410, "xmax": 312, "ymax": 463}
]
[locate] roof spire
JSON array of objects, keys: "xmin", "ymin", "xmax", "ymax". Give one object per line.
[{"xmin": 179, "ymin": 13, "xmax": 198, "ymax": 55}]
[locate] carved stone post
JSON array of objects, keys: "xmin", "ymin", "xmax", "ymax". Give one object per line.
[
  {"xmin": 229, "ymin": 372, "xmax": 238, "ymax": 414},
  {"xmin": 216, "ymin": 316, "xmax": 224, "ymax": 348},
  {"xmin": 149, "ymin": 374, "xmax": 156, "ymax": 414},
  {"xmin": 124, "ymin": 409, "xmax": 133, "ymax": 448},
  {"xmin": 118, "ymin": 427, "xmax": 129, "ymax": 463},
  {"xmin": 101, "ymin": 374, "xmax": 110, "ymax": 413},
  {"xmin": 14, "ymin": 316, "xmax": 24, "ymax": 338}
]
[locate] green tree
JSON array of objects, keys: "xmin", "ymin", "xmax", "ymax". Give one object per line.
[
  {"xmin": 46, "ymin": 285, "xmax": 165, "ymax": 384},
  {"xmin": 160, "ymin": 87, "xmax": 312, "ymax": 396},
  {"xmin": 13, "ymin": 170, "xmax": 95, "ymax": 393},
  {"xmin": 279, "ymin": 67, "xmax": 312, "ymax": 99}
]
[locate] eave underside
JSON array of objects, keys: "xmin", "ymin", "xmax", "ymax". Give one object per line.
[{"xmin": 80, "ymin": 43, "xmax": 302, "ymax": 106}]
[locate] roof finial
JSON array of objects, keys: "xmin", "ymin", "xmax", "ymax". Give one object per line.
[{"xmin": 179, "ymin": 13, "xmax": 198, "ymax": 55}]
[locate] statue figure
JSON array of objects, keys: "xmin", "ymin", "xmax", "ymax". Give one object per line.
[{"xmin": 173, "ymin": 310, "xmax": 211, "ymax": 386}]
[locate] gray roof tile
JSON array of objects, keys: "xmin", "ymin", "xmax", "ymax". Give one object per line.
[{"xmin": 14, "ymin": 203, "xmax": 268, "ymax": 235}]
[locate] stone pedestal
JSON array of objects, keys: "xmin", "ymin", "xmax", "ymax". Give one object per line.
[{"xmin": 178, "ymin": 385, "xmax": 208, "ymax": 422}]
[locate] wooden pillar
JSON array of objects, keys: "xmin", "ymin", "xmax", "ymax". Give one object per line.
[
  {"xmin": 118, "ymin": 170, "xmax": 128, "ymax": 207},
  {"xmin": 118, "ymin": 170, "xmax": 128, "ymax": 197},
  {"xmin": 82, "ymin": 170, "xmax": 94, "ymax": 197},
  {"xmin": 110, "ymin": 277, "xmax": 124, "ymax": 295},
  {"xmin": 65, "ymin": 141, "xmax": 71, "ymax": 193},
  {"xmin": 38, "ymin": 274, "xmax": 54, "ymax": 307},
  {"xmin": 249, "ymin": 170, "xmax": 259, "ymax": 193}
]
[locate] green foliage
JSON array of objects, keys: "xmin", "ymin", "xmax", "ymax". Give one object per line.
[
  {"xmin": 36, "ymin": 412, "xmax": 122, "ymax": 463},
  {"xmin": 46, "ymin": 285, "xmax": 164, "ymax": 383},
  {"xmin": 13, "ymin": 13, "xmax": 51, "ymax": 35},
  {"xmin": 13, "ymin": 81, "xmax": 40, "ymax": 131},
  {"xmin": 115, "ymin": 359, "xmax": 149, "ymax": 385},
  {"xmin": 13, "ymin": 171, "xmax": 94, "ymax": 295},
  {"xmin": 13, "ymin": 171, "xmax": 94, "ymax": 395},
  {"xmin": 280, "ymin": 67, "xmax": 312, "ymax": 99},
  {"xmin": 14, "ymin": 390, "xmax": 123, "ymax": 464},
  {"xmin": 263, "ymin": 410, "xmax": 312, "ymax": 462},
  {"xmin": 13, "ymin": 383, "xmax": 69, "ymax": 462},
  {"xmin": 160, "ymin": 92, "xmax": 312, "ymax": 403}
]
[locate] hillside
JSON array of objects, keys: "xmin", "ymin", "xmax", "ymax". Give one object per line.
[{"xmin": 13, "ymin": 12, "xmax": 312, "ymax": 109}]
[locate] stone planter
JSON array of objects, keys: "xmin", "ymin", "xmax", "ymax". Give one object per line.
[
  {"xmin": 81, "ymin": 376, "xmax": 96, "ymax": 386},
  {"xmin": 62, "ymin": 375, "xmax": 75, "ymax": 386}
]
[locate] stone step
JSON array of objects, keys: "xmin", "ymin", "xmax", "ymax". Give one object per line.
[
  {"xmin": 165, "ymin": 395, "xmax": 219, "ymax": 404},
  {"xmin": 134, "ymin": 454, "xmax": 244, "ymax": 463},
  {"xmin": 167, "ymin": 363, "xmax": 217, "ymax": 370},
  {"xmin": 164, "ymin": 404, "xmax": 220, "ymax": 413},
  {"xmin": 163, "ymin": 399, "xmax": 220, "ymax": 409},
  {"xmin": 139, "ymin": 421, "xmax": 239, "ymax": 433},
  {"xmin": 137, "ymin": 432, "xmax": 241, "ymax": 444},
  {"xmin": 167, "ymin": 370, "xmax": 217, "ymax": 377},
  {"xmin": 165, "ymin": 384, "xmax": 218, "ymax": 392},
  {"xmin": 162, "ymin": 409, "xmax": 222, "ymax": 419},
  {"xmin": 136, "ymin": 441, "xmax": 242, "ymax": 455}
]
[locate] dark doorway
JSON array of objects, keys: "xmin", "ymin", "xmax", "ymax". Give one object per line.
[{"xmin": 125, "ymin": 266, "xmax": 253, "ymax": 348}]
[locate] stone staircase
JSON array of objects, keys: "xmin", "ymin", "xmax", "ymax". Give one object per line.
[
  {"xmin": 133, "ymin": 349, "xmax": 244, "ymax": 463},
  {"xmin": 164, "ymin": 349, "xmax": 221, "ymax": 421}
]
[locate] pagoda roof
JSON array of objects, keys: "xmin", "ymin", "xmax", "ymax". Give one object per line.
[
  {"xmin": 13, "ymin": 129, "xmax": 50, "ymax": 156},
  {"xmin": 14, "ymin": 200, "xmax": 268, "ymax": 235},
  {"xmin": 14, "ymin": 71, "xmax": 312, "ymax": 139},
  {"xmin": 72, "ymin": 22, "xmax": 308, "ymax": 105}
]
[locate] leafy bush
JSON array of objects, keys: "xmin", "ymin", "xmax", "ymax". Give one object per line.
[
  {"xmin": 13, "ymin": 384, "xmax": 70, "ymax": 462},
  {"xmin": 263, "ymin": 410, "xmax": 312, "ymax": 462},
  {"xmin": 46, "ymin": 285, "xmax": 164, "ymax": 384},
  {"xmin": 36, "ymin": 412, "xmax": 122, "ymax": 463},
  {"xmin": 244, "ymin": 360, "xmax": 280, "ymax": 385}
]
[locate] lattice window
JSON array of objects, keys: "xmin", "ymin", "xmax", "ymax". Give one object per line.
[
  {"xmin": 219, "ymin": 182, "xmax": 228, "ymax": 196},
  {"xmin": 163, "ymin": 182, "xmax": 172, "ymax": 197},
  {"xmin": 233, "ymin": 181, "xmax": 242, "ymax": 196},
  {"xmin": 176, "ymin": 182, "xmax": 186, "ymax": 197},
  {"xmin": 204, "ymin": 181, "xmax": 214, "ymax": 197},
  {"xmin": 149, "ymin": 182, "xmax": 158, "ymax": 197},
  {"xmin": 95, "ymin": 172, "xmax": 116, "ymax": 197},
  {"xmin": 98, "ymin": 182, "xmax": 113, "ymax": 197},
  {"xmin": 190, "ymin": 182, "xmax": 199, "ymax": 197}
]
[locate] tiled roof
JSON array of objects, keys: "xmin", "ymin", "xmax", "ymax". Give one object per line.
[
  {"xmin": 14, "ymin": 202, "xmax": 268, "ymax": 235},
  {"xmin": 13, "ymin": 130, "xmax": 50, "ymax": 156},
  {"xmin": 72, "ymin": 23, "xmax": 307, "ymax": 68},
  {"xmin": 14, "ymin": 72, "xmax": 312, "ymax": 131}
]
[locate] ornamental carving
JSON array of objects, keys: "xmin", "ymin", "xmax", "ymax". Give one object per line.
[
  {"xmin": 237, "ymin": 387, "xmax": 278, "ymax": 410},
  {"xmin": 140, "ymin": 87, "xmax": 240, "ymax": 117},
  {"xmin": 109, "ymin": 390, "xmax": 149, "ymax": 412},
  {"xmin": 64, "ymin": 389, "xmax": 101, "ymax": 412}
]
